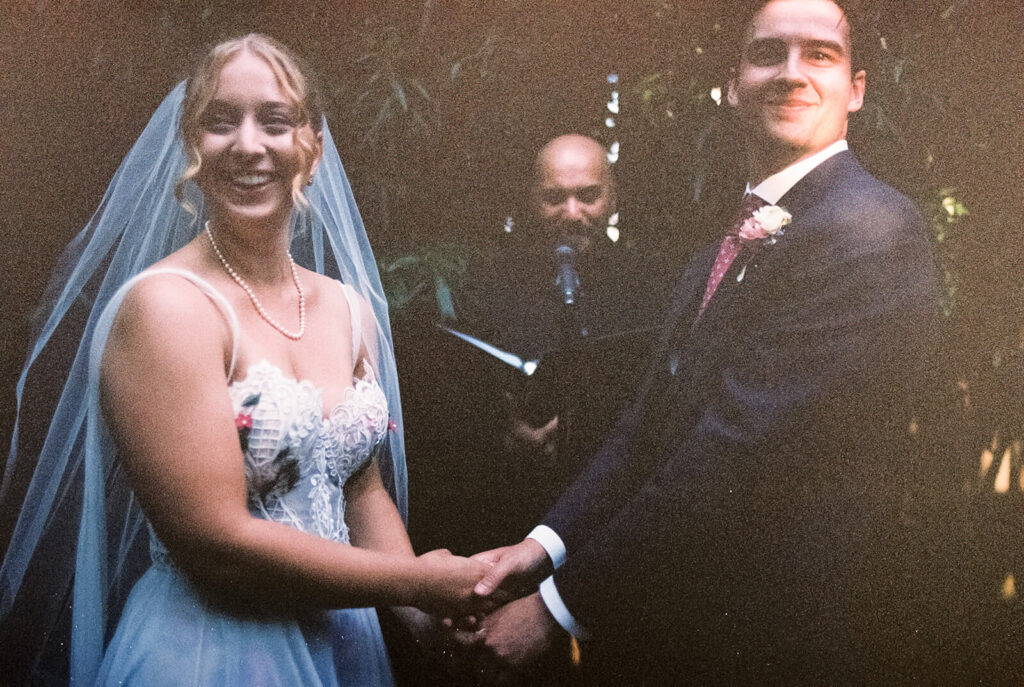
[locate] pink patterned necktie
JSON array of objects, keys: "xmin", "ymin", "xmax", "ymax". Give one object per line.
[{"xmin": 696, "ymin": 193, "xmax": 768, "ymax": 318}]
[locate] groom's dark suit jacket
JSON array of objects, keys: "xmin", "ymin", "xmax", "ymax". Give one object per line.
[{"xmin": 542, "ymin": 151, "xmax": 959, "ymax": 684}]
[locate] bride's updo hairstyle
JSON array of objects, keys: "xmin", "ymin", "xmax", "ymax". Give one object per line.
[{"xmin": 176, "ymin": 33, "xmax": 324, "ymax": 210}]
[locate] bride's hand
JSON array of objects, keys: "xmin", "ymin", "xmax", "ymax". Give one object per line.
[{"xmin": 415, "ymin": 549, "xmax": 493, "ymax": 618}]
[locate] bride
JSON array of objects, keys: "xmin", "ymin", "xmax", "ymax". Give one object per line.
[{"xmin": 0, "ymin": 34, "xmax": 486, "ymax": 686}]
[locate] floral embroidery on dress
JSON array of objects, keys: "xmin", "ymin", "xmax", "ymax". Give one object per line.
[
  {"xmin": 226, "ymin": 360, "xmax": 389, "ymax": 543},
  {"xmin": 148, "ymin": 360, "xmax": 388, "ymax": 566},
  {"xmin": 235, "ymin": 392, "xmax": 301, "ymax": 508}
]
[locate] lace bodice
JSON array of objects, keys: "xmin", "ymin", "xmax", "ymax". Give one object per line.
[
  {"xmin": 150, "ymin": 359, "xmax": 389, "ymax": 568},
  {"xmin": 228, "ymin": 360, "xmax": 389, "ymax": 542},
  {"xmin": 134, "ymin": 273, "xmax": 390, "ymax": 570}
]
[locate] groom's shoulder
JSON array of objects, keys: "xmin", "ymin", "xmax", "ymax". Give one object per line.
[
  {"xmin": 803, "ymin": 153, "xmax": 925, "ymax": 243},
  {"xmin": 828, "ymin": 153, "xmax": 915, "ymax": 208}
]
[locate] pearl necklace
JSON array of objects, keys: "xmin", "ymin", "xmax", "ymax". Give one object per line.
[{"xmin": 205, "ymin": 221, "xmax": 306, "ymax": 340}]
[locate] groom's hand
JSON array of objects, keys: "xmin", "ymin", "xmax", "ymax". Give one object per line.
[
  {"xmin": 390, "ymin": 606, "xmax": 481, "ymax": 667},
  {"xmin": 472, "ymin": 539, "xmax": 552, "ymax": 600},
  {"xmin": 477, "ymin": 592, "xmax": 562, "ymax": 674}
]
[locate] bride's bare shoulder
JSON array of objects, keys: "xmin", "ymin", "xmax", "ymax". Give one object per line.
[
  {"xmin": 114, "ymin": 240, "xmax": 222, "ymax": 324},
  {"xmin": 106, "ymin": 268, "xmax": 230, "ymax": 362}
]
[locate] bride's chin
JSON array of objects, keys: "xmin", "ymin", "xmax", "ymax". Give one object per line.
[{"xmin": 209, "ymin": 203, "xmax": 294, "ymax": 232}]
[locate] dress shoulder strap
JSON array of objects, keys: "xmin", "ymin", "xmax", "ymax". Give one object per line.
[
  {"xmin": 90, "ymin": 267, "xmax": 241, "ymax": 380},
  {"xmin": 339, "ymin": 282, "xmax": 363, "ymax": 369}
]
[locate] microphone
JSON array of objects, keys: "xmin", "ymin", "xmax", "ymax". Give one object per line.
[{"xmin": 555, "ymin": 243, "xmax": 580, "ymax": 306}]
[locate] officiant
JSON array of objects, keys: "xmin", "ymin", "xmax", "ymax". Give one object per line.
[{"xmin": 398, "ymin": 134, "xmax": 675, "ymax": 557}]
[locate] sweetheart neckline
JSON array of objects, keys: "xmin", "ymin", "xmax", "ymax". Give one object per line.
[{"xmin": 229, "ymin": 359, "xmax": 383, "ymax": 423}]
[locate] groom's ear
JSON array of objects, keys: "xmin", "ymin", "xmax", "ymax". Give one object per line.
[{"xmin": 726, "ymin": 77, "xmax": 739, "ymax": 108}]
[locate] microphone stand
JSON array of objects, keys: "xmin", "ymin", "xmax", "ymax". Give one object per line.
[{"xmin": 552, "ymin": 244, "xmax": 587, "ymax": 477}]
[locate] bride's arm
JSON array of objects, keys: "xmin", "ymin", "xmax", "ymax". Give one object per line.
[
  {"xmin": 345, "ymin": 460, "xmax": 413, "ymax": 556},
  {"xmin": 340, "ymin": 288, "xmax": 487, "ymax": 651},
  {"xmin": 100, "ymin": 276, "xmax": 485, "ymax": 616},
  {"xmin": 344, "ymin": 285, "xmax": 414, "ymax": 557}
]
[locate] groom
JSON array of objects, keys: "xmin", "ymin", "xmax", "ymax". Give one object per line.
[{"xmin": 471, "ymin": 0, "xmax": 951, "ymax": 683}]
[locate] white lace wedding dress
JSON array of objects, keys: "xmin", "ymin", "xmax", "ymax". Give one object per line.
[{"xmin": 95, "ymin": 270, "xmax": 396, "ymax": 687}]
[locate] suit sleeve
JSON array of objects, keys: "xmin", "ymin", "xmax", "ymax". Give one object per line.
[{"xmin": 540, "ymin": 247, "xmax": 713, "ymax": 551}]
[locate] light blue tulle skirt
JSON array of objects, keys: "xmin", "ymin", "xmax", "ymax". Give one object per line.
[{"xmin": 95, "ymin": 565, "xmax": 395, "ymax": 687}]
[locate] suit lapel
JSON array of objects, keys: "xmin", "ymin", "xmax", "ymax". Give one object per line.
[
  {"xmin": 678, "ymin": 151, "xmax": 861, "ymax": 373},
  {"xmin": 678, "ymin": 242, "xmax": 720, "ymax": 324},
  {"xmin": 662, "ymin": 242, "xmax": 718, "ymax": 373},
  {"xmin": 774, "ymin": 149, "xmax": 857, "ymax": 214}
]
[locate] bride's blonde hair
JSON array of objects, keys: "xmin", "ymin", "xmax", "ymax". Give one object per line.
[{"xmin": 175, "ymin": 34, "xmax": 324, "ymax": 213}]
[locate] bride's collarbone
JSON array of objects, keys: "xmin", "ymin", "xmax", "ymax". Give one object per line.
[
  {"xmin": 231, "ymin": 338, "xmax": 356, "ymax": 397},
  {"xmin": 225, "ymin": 278, "xmax": 359, "ymax": 394},
  {"xmin": 227, "ymin": 275, "xmax": 351, "ymax": 341}
]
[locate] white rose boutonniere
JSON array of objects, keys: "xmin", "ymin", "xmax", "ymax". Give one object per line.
[
  {"xmin": 737, "ymin": 205, "xmax": 792, "ymax": 247},
  {"xmin": 734, "ymin": 204, "xmax": 792, "ymax": 281}
]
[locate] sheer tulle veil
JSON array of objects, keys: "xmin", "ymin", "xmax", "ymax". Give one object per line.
[{"xmin": 0, "ymin": 81, "xmax": 407, "ymax": 683}]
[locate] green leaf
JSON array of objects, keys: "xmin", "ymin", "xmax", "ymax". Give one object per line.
[
  {"xmin": 387, "ymin": 255, "xmax": 424, "ymax": 271},
  {"xmin": 408, "ymin": 78, "xmax": 432, "ymax": 102},
  {"xmin": 369, "ymin": 97, "xmax": 394, "ymax": 137},
  {"xmin": 432, "ymin": 273, "xmax": 457, "ymax": 320},
  {"xmin": 391, "ymin": 79, "xmax": 408, "ymax": 111},
  {"xmin": 238, "ymin": 426, "xmax": 251, "ymax": 454}
]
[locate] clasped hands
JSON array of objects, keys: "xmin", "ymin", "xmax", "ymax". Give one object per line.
[{"xmin": 423, "ymin": 539, "xmax": 565, "ymax": 684}]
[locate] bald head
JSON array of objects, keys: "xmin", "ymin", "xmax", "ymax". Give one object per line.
[{"xmin": 532, "ymin": 135, "xmax": 615, "ymax": 254}]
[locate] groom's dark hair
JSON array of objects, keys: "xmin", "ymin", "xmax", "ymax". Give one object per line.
[{"xmin": 729, "ymin": 0, "xmax": 878, "ymax": 75}]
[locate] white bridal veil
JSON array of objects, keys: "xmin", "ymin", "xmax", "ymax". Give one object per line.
[{"xmin": 0, "ymin": 81, "xmax": 407, "ymax": 684}]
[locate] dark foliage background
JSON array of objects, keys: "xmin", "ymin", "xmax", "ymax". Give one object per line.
[{"xmin": 1, "ymin": 0, "xmax": 1022, "ymax": 617}]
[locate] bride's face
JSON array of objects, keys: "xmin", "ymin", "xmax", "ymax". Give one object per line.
[{"xmin": 196, "ymin": 51, "xmax": 316, "ymax": 229}]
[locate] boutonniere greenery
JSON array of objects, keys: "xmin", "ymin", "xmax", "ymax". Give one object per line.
[{"xmin": 735, "ymin": 205, "xmax": 792, "ymax": 282}]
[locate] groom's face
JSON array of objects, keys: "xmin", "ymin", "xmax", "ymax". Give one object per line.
[{"xmin": 728, "ymin": 0, "xmax": 866, "ymax": 172}]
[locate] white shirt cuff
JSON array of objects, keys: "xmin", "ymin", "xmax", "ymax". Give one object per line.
[
  {"xmin": 526, "ymin": 525, "xmax": 566, "ymax": 569},
  {"xmin": 539, "ymin": 575, "xmax": 588, "ymax": 641}
]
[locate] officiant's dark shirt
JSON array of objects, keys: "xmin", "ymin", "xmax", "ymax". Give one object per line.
[{"xmin": 397, "ymin": 228, "xmax": 676, "ymax": 555}]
